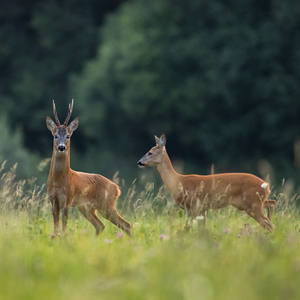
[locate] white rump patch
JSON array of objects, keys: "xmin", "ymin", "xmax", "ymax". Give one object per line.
[{"xmin": 261, "ymin": 183, "xmax": 268, "ymax": 189}]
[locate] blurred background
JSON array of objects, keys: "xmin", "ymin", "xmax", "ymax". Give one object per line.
[{"xmin": 1, "ymin": 0, "xmax": 300, "ymax": 193}]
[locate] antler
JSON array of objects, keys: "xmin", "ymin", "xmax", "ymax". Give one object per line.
[
  {"xmin": 63, "ymin": 99, "xmax": 74, "ymax": 126},
  {"xmin": 52, "ymin": 100, "xmax": 61, "ymax": 126}
]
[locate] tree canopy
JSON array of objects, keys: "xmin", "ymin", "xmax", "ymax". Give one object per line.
[
  {"xmin": 1, "ymin": 0, "xmax": 300, "ymax": 187},
  {"xmin": 72, "ymin": 0, "xmax": 300, "ymax": 183}
]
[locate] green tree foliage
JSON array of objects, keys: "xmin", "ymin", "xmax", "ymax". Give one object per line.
[
  {"xmin": 0, "ymin": 0, "xmax": 126, "ymax": 157},
  {"xmin": 0, "ymin": 114, "xmax": 46, "ymax": 182},
  {"xmin": 71, "ymin": 0, "xmax": 300, "ymax": 182},
  {"xmin": 1, "ymin": 0, "xmax": 300, "ymax": 185}
]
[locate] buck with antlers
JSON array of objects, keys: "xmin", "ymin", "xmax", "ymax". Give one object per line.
[
  {"xmin": 138, "ymin": 134, "xmax": 276, "ymax": 231},
  {"xmin": 46, "ymin": 100, "xmax": 131, "ymax": 236}
]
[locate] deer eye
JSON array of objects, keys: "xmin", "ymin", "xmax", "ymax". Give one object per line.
[
  {"xmin": 54, "ymin": 135, "xmax": 58, "ymax": 139},
  {"xmin": 148, "ymin": 152, "xmax": 152, "ymax": 156},
  {"xmin": 66, "ymin": 135, "xmax": 70, "ymax": 139}
]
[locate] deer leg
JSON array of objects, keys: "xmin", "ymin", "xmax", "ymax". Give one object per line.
[
  {"xmin": 245, "ymin": 203, "xmax": 273, "ymax": 231},
  {"xmin": 90, "ymin": 209, "xmax": 106, "ymax": 235},
  {"xmin": 61, "ymin": 206, "xmax": 69, "ymax": 232},
  {"xmin": 263, "ymin": 200, "xmax": 276, "ymax": 220},
  {"xmin": 51, "ymin": 198, "xmax": 60, "ymax": 233},
  {"xmin": 103, "ymin": 207, "xmax": 131, "ymax": 237},
  {"xmin": 78, "ymin": 205, "xmax": 105, "ymax": 235}
]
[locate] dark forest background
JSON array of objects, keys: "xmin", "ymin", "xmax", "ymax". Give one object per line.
[{"xmin": 1, "ymin": 0, "xmax": 300, "ymax": 192}]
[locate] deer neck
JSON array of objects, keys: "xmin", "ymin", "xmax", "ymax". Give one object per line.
[
  {"xmin": 157, "ymin": 149, "xmax": 181, "ymax": 195},
  {"xmin": 50, "ymin": 145, "xmax": 71, "ymax": 179}
]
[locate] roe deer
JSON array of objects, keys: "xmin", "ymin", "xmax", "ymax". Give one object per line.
[
  {"xmin": 137, "ymin": 134, "xmax": 276, "ymax": 231},
  {"xmin": 46, "ymin": 100, "xmax": 131, "ymax": 236}
]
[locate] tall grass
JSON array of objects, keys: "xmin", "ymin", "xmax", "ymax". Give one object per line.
[{"xmin": 0, "ymin": 164, "xmax": 300, "ymax": 300}]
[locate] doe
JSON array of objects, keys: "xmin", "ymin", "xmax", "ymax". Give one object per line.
[
  {"xmin": 138, "ymin": 134, "xmax": 276, "ymax": 231},
  {"xmin": 46, "ymin": 100, "xmax": 131, "ymax": 236}
]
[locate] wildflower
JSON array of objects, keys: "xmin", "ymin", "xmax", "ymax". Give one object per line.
[
  {"xmin": 117, "ymin": 232, "xmax": 124, "ymax": 238},
  {"xmin": 159, "ymin": 234, "xmax": 169, "ymax": 241},
  {"xmin": 104, "ymin": 239, "xmax": 112, "ymax": 244},
  {"xmin": 57, "ymin": 233, "xmax": 61, "ymax": 236},
  {"xmin": 82, "ymin": 230, "xmax": 86, "ymax": 234},
  {"xmin": 133, "ymin": 222, "xmax": 140, "ymax": 228},
  {"xmin": 237, "ymin": 234, "xmax": 241, "ymax": 238},
  {"xmin": 51, "ymin": 234, "xmax": 55, "ymax": 239}
]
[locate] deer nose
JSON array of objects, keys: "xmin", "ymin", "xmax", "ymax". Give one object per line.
[
  {"xmin": 137, "ymin": 161, "xmax": 145, "ymax": 168},
  {"xmin": 58, "ymin": 144, "xmax": 66, "ymax": 152}
]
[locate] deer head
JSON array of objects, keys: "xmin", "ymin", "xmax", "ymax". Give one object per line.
[
  {"xmin": 46, "ymin": 99, "xmax": 79, "ymax": 154},
  {"xmin": 137, "ymin": 133, "xmax": 167, "ymax": 168}
]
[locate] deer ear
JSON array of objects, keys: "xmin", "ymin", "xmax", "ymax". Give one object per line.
[
  {"xmin": 155, "ymin": 135, "xmax": 160, "ymax": 145},
  {"xmin": 158, "ymin": 133, "xmax": 166, "ymax": 148},
  {"xmin": 46, "ymin": 117, "xmax": 56, "ymax": 132},
  {"xmin": 68, "ymin": 117, "xmax": 79, "ymax": 133}
]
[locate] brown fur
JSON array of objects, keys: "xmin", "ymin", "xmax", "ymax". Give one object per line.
[
  {"xmin": 138, "ymin": 134, "xmax": 276, "ymax": 231},
  {"xmin": 46, "ymin": 101, "xmax": 131, "ymax": 236}
]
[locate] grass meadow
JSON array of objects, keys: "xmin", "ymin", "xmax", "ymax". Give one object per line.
[{"xmin": 0, "ymin": 163, "xmax": 300, "ymax": 300}]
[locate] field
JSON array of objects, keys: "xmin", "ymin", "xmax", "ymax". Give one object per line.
[{"xmin": 0, "ymin": 166, "xmax": 300, "ymax": 300}]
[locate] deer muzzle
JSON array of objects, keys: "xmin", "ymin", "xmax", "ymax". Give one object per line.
[
  {"xmin": 58, "ymin": 144, "xmax": 66, "ymax": 152},
  {"xmin": 137, "ymin": 161, "xmax": 145, "ymax": 168}
]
